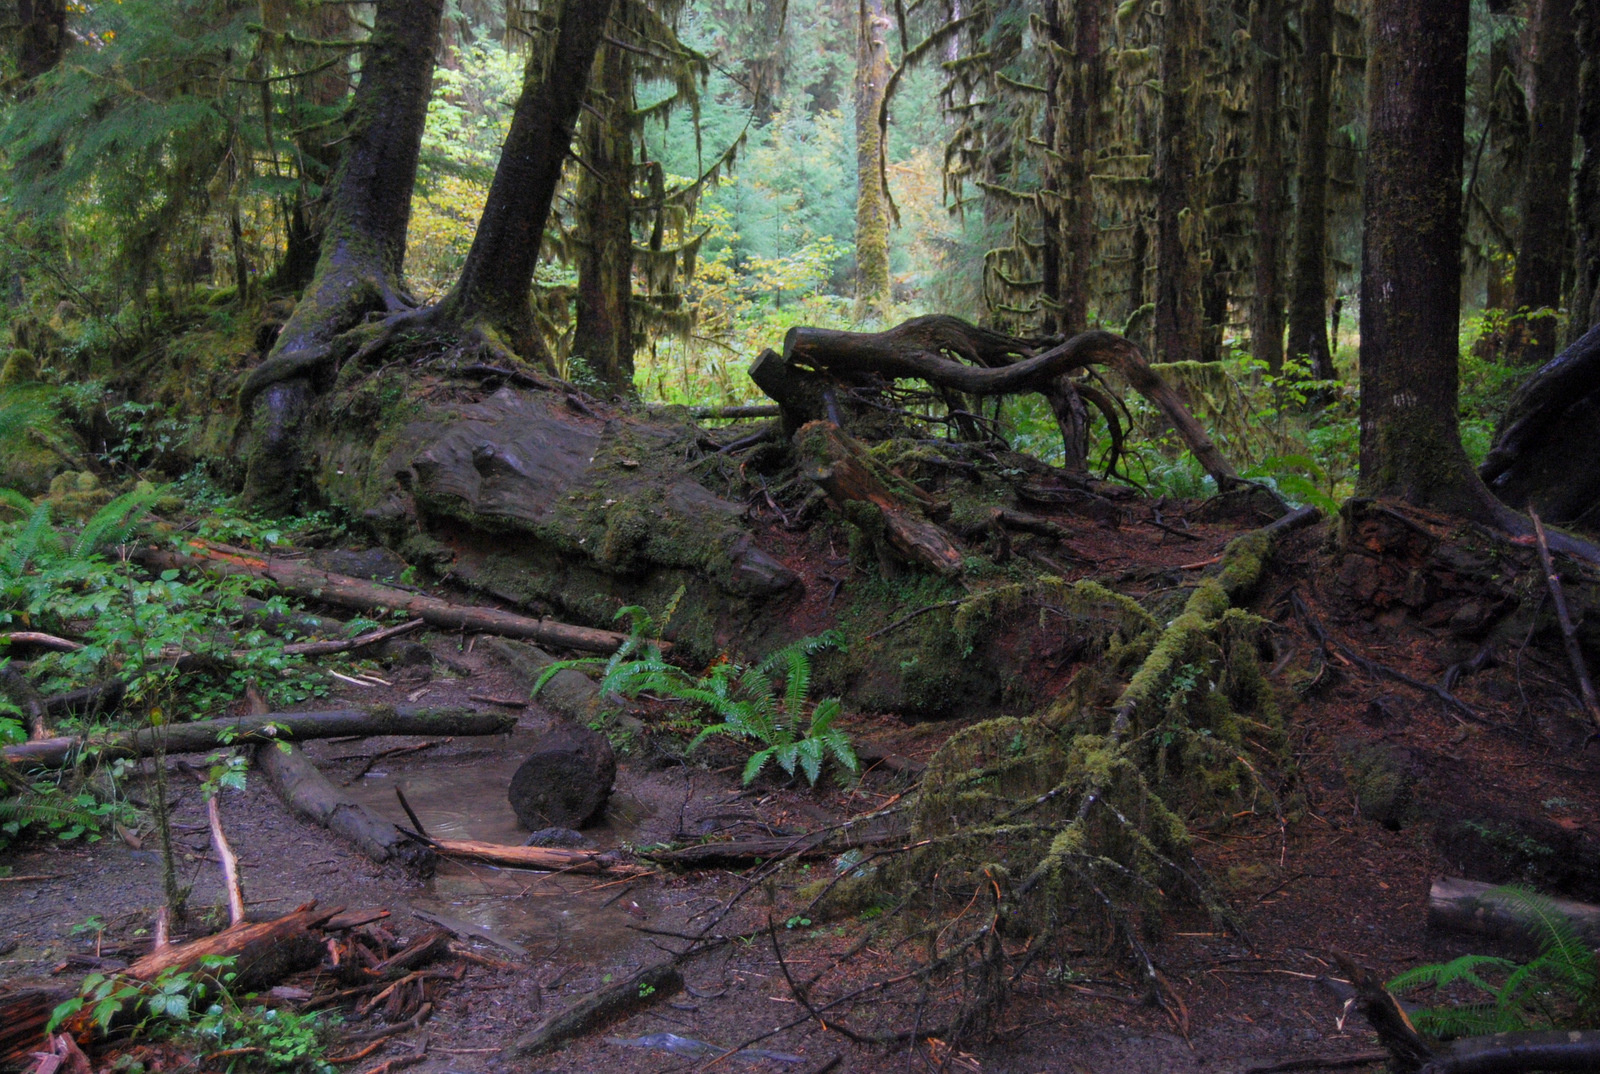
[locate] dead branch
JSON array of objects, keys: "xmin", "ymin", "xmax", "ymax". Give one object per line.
[
  {"xmin": 207, "ymin": 795, "xmax": 246, "ymax": 926},
  {"xmin": 505, "ymin": 961, "xmax": 683, "ymax": 1057},
  {"xmin": 258, "ymin": 742, "xmax": 436, "ymax": 871},
  {"xmin": 1529, "ymin": 508, "xmax": 1600, "ymax": 730}
]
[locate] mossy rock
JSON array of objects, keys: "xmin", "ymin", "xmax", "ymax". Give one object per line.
[
  {"xmin": 0, "ymin": 349, "xmax": 39, "ymax": 387},
  {"xmin": 46, "ymin": 470, "xmax": 112, "ymax": 519},
  {"xmin": 1338, "ymin": 740, "xmax": 1417, "ymax": 830}
]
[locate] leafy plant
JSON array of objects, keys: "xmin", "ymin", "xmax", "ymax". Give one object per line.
[
  {"xmin": 1388, "ymin": 884, "xmax": 1600, "ymax": 1037},
  {"xmin": 534, "ymin": 600, "xmax": 859, "ymax": 786}
]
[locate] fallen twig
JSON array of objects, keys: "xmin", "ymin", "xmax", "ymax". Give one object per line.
[{"xmin": 1529, "ymin": 508, "xmax": 1600, "ymax": 731}]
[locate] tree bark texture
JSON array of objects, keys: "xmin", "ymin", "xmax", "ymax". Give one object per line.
[
  {"xmin": 854, "ymin": 0, "xmax": 894, "ymax": 319},
  {"xmin": 437, "ymin": 0, "xmax": 616, "ymax": 363},
  {"xmin": 1155, "ymin": 0, "xmax": 1206, "ymax": 364},
  {"xmin": 1249, "ymin": 0, "xmax": 1287, "ymax": 372},
  {"xmin": 1358, "ymin": 0, "xmax": 1494, "ymax": 517},
  {"xmin": 1569, "ymin": 0, "xmax": 1600, "ymax": 340},
  {"xmin": 571, "ymin": 35, "xmax": 637, "ymax": 391},
  {"xmin": 4, "ymin": 705, "xmax": 509, "ymax": 769},
  {"xmin": 1041, "ymin": 0, "xmax": 1104, "ymax": 340},
  {"xmin": 241, "ymin": 0, "xmax": 445, "ymax": 508},
  {"xmin": 1510, "ymin": 0, "xmax": 1581, "ymax": 366},
  {"xmin": 1285, "ymin": 0, "xmax": 1334, "ymax": 380}
]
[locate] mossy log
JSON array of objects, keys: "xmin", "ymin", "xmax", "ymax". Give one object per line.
[
  {"xmin": 752, "ymin": 314, "xmax": 1240, "ymax": 488},
  {"xmin": 257, "ymin": 740, "xmax": 436, "ymax": 871},
  {"xmin": 507, "ymin": 959, "xmax": 684, "ymax": 1057},
  {"xmin": 135, "ymin": 541, "xmax": 643, "ymax": 654},
  {"xmin": 4, "ymin": 705, "xmax": 510, "ymax": 769},
  {"xmin": 1427, "ymin": 877, "xmax": 1600, "ymax": 949},
  {"xmin": 795, "ymin": 420, "xmax": 965, "ymax": 575}
]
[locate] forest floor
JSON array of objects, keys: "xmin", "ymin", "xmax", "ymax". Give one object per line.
[{"xmin": 5, "ymin": 500, "xmax": 1600, "ymax": 1074}]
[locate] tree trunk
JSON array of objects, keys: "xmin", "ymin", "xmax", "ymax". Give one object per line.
[
  {"xmin": 434, "ymin": 0, "xmax": 616, "ymax": 365},
  {"xmin": 1571, "ymin": 0, "xmax": 1600, "ymax": 340},
  {"xmin": 1155, "ymin": 0, "xmax": 1206, "ymax": 364},
  {"xmin": 1486, "ymin": 5, "xmax": 1520, "ymax": 313},
  {"xmin": 240, "ymin": 0, "xmax": 445, "ymax": 509},
  {"xmin": 854, "ymin": 0, "xmax": 894, "ymax": 320},
  {"xmin": 1285, "ymin": 0, "xmax": 1334, "ymax": 381},
  {"xmin": 258, "ymin": 740, "xmax": 436, "ymax": 868},
  {"xmin": 1249, "ymin": 0, "xmax": 1287, "ymax": 372},
  {"xmin": 571, "ymin": 37, "xmax": 637, "ymax": 391},
  {"xmin": 1359, "ymin": 0, "xmax": 1496, "ymax": 517},
  {"xmin": 14, "ymin": 0, "xmax": 67, "ymax": 83},
  {"xmin": 1509, "ymin": 0, "xmax": 1581, "ymax": 366}
]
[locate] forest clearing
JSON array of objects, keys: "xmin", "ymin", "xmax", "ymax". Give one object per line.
[{"xmin": 5, "ymin": 1, "xmax": 1600, "ymax": 1072}]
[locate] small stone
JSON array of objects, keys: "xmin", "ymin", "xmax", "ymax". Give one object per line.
[{"xmin": 522, "ymin": 827, "xmax": 589, "ymax": 848}]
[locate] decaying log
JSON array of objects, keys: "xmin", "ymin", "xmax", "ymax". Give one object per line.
[
  {"xmin": 0, "ymin": 987, "xmax": 71, "ymax": 1071},
  {"xmin": 123, "ymin": 904, "xmax": 338, "ymax": 993},
  {"xmin": 429, "ymin": 839, "xmax": 650, "ymax": 876},
  {"xmin": 483, "ymin": 638, "xmax": 606, "ymax": 724},
  {"xmin": 258, "ymin": 741, "xmax": 436, "ymax": 871},
  {"xmin": 5, "ymin": 705, "xmax": 512, "ymax": 769},
  {"xmin": 755, "ymin": 315, "xmax": 1240, "ymax": 489},
  {"xmin": 796, "ymin": 421, "xmax": 964, "ymax": 575},
  {"xmin": 1422, "ymin": 1030, "xmax": 1600, "ymax": 1074},
  {"xmin": 134, "ymin": 540, "xmax": 641, "ymax": 654},
  {"xmin": 507, "ymin": 959, "xmax": 684, "ymax": 1057},
  {"xmin": 1333, "ymin": 954, "xmax": 1436, "ymax": 1073},
  {"xmin": 1427, "ymin": 877, "xmax": 1600, "ymax": 949},
  {"xmin": 507, "ymin": 723, "xmax": 616, "ymax": 829}
]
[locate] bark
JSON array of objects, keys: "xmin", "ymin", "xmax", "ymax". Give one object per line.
[
  {"xmin": 1358, "ymin": 0, "xmax": 1499, "ymax": 518},
  {"xmin": 4, "ymin": 705, "xmax": 510, "ymax": 769},
  {"xmin": 507, "ymin": 723, "xmax": 616, "ymax": 829},
  {"xmin": 430, "ymin": 839, "xmax": 648, "ymax": 875},
  {"xmin": 1250, "ymin": 0, "xmax": 1287, "ymax": 373},
  {"xmin": 435, "ymin": 0, "xmax": 616, "ymax": 365},
  {"xmin": 13, "ymin": 0, "xmax": 67, "ymax": 84},
  {"xmin": 1047, "ymin": 0, "xmax": 1104, "ymax": 339},
  {"xmin": 1509, "ymin": 0, "xmax": 1581, "ymax": 366},
  {"xmin": 1155, "ymin": 0, "xmax": 1206, "ymax": 364},
  {"xmin": 1427, "ymin": 876, "xmax": 1600, "ymax": 949},
  {"xmin": 1480, "ymin": 322, "xmax": 1600, "ymax": 524},
  {"xmin": 508, "ymin": 960, "xmax": 684, "ymax": 1057},
  {"xmin": 854, "ymin": 0, "xmax": 893, "ymax": 319},
  {"xmin": 241, "ymin": 0, "xmax": 445, "ymax": 509},
  {"xmin": 1422, "ymin": 1032, "xmax": 1600, "ymax": 1074},
  {"xmin": 133, "ymin": 541, "xmax": 641, "ymax": 653},
  {"xmin": 258, "ymin": 740, "xmax": 436, "ymax": 869},
  {"xmin": 571, "ymin": 36, "xmax": 637, "ymax": 391},
  {"xmin": 1486, "ymin": 9, "xmax": 1520, "ymax": 313},
  {"xmin": 755, "ymin": 315, "xmax": 1240, "ymax": 489},
  {"xmin": 796, "ymin": 420, "xmax": 966, "ymax": 576},
  {"xmin": 1569, "ymin": 0, "xmax": 1600, "ymax": 339},
  {"xmin": 1285, "ymin": 0, "xmax": 1334, "ymax": 381}
]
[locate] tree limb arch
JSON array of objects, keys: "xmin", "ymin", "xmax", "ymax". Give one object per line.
[{"xmin": 751, "ymin": 314, "xmax": 1241, "ymax": 489}]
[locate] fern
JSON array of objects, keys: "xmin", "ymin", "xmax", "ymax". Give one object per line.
[
  {"xmin": 72, "ymin": 484, "xmax": 165, "ymax": 560},
  {"xmin": 1389, "ymin": 885, "xmax": 1600, "ymax": 1038}
]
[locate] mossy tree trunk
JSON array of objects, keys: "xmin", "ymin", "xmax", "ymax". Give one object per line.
[
  {"xmin": 1041, "ymin": 0, "xmax": 1103, "ymax": 340},
  {"xmin": 1359, "ymin": 0, "xmax": 1499, "ymax": 518},
  {"xmin": 1284, "ymin": 0, "xmax": 1334, "ymax": 382},
  {"xmin": 853, "ymin": 0, "xmax": 893, "ymax": 321},
  {"xmin": 1249, "ymin": 0, "xmax": 1286, "ymax": 372},
  {"xmin": 1571, "ymin": 0, "xmax": 1600, "ymax": 340},
  {"xmin": 1485, "ymin": 0, "xmax": 1522, "ymax": 314},
  {"xmin": 432, "ymin": 0, "xmax": 616, "ymax": 366},
  {"xmin": 1509, "ymin": 0, "xmax": 1581, "ymax": 366},
  {"xmin": 241, "ymin": 0, "xmax": 445, "ymax": 509},
  {"xmin": 1154, "ymin": 0, "xmax": 1205, "ymax": 364},
  {"xmin": 571, "ymin": 35, "xmax": 637, "ymax": 392}
]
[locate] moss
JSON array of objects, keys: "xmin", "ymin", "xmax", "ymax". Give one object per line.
[{"xmin": 0, "ymin": 350, "xmax": 39, "ymax": 386}]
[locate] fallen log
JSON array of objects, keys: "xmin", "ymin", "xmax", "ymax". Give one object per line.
[
  {"xmin": 507, "ymin": 960, "xmax": 684, "ymax": 1057},
  {"xmin": 795, "ymin": 420, "xmax": 964, "ymax": 576},
  {"xmin": 258, "ymin": 741, "xmax": 435, "ymax": 871},
  {"xmin": 0, "ymin": 987, "xmax": 71, "ymax": 1071},
  {"xmin": 135, "ymin": 541, "xmax": 641, "ymax": 654},
  {"xmin": 1427, "ymin": 877, "xmax": 1600, "ymax": 950},
  {"xmin": 1422, "ymin": 1030, "xmax": 1600, "ymax": 1074},
  {"xmin": 0, "ymin": 631, "xmax": 83, "ymax": 654},
  {"xmin": 4, "ymin": 705, "xmax": 512, "ymax": 768},
  {"xmin": 507, "ymin": 723, "xmax": 616, "ymax": 829},
  {"xmin": 124, "ymin": 904, "xmax": 338, "ymax": 992},
  {"xmin": 429, "ymin": 838, "xmax": 651, "ymax": 876}
]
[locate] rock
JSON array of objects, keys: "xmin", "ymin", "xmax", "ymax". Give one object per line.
[{"xmin": 508, "ymin": 723, "xmax": 616, "ymax": 830}]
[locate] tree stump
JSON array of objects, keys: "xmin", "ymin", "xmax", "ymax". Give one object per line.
[{"xmin": 508, "ymin": 724, "xmax": 616, "ymax": 829}]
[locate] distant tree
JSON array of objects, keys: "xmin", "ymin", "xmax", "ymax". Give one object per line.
[
  {"xmin": 1155, "ymin": 0, "xmax": 1205, "ymax": 364},
  {"xmin": 1572, "ymin": 0, "xmax": 1600, "ymax": 338},
  {"xmin": 1285, "ymin": 0, "xmax": 1334, "ymax": 381},
  {"xmin": 1249, "ymin": 0, "xmax": 1287, "ymax": 373},
  {"xmin": 854, "ymin": 0, "xmax": 893, "ymax": 319}
]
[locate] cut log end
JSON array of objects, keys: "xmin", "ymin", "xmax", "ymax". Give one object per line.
[{"xmin": 507, "ymin": 724, "xmax": 616, "ymax": 830}]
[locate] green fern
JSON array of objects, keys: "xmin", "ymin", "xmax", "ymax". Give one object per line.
[
  {"xmin": 1389, "ymin": 884, "xmax": 1600, "ymax": 1038},
  {"xmin": 533, "ymin": 603, "xmax": 857, "ymax": 787},
  {"xmin": 71, "ymin": 484, "xmax": 164, "ymax": 559}
]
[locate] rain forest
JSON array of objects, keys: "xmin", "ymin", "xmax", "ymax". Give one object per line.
[{"xmin": 6, "ymin": 0, "xmax": 1600, "ymax": 1071}]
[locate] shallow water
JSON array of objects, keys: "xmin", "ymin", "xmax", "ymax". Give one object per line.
[{"xmin": 341, "ymin": 736, "xmax": 646, "ymax": 958}]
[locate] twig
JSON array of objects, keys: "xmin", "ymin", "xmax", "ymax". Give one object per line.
[
  {"xmin": 280, "ymin": 619, "xmax": 425, "ymax": 658},
  {"xmin": 0, "ymin": 874, "xmax": 62, "ymax": 882},
  {"xmin": 864, "ymin": 600, "xmax": 963, "ymax": 641},
  {"xmin": 1140, "ymin": 516, "xmax": 1202, "ymax": 542},
  {"xmin": 340, "ymin": 742, "xmax": 440, "ymax": 785},
  {"xmin": 1529, "ymin": 508, "xmax": 1600, "ymax": 731},
  {"xmin": 467, "ymin": 694, "xmax": 527, "ymax": 708},
  {"xmin": 394, "ymin": 787, "xmax": 430, "ymax": 840},
  {"xmin": 0, "ymin": 631, "xmax": 84, "ymax": 653},
  {"xmin": 207, "ymin": 795, "xmax": 246, "ymax": 926}
]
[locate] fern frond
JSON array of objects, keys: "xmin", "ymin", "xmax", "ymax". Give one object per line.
[
  {"xmin": 1389, "ymin": 954, "xmax": 1517, "ymax": 995},
  {"xmin": 2, "ymin": 501, "xmax": 56, "ymax": 578},
  {"xmin": 72, "ymin": 483, "xmax": 164, "ymax": 559},
  {"xmin": 0, "ymin": 488, "xmax": 35, "ymax": 520}
]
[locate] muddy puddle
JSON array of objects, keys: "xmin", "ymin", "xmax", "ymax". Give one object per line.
[{"xmin": 338, "ymin": 732, "xmax": 652, "ymax": 960}]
